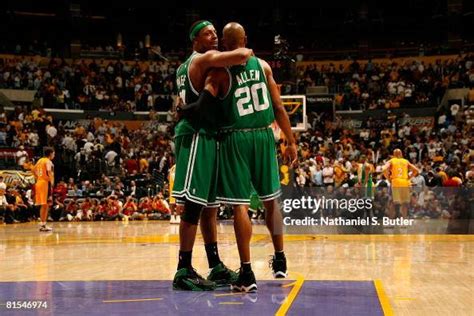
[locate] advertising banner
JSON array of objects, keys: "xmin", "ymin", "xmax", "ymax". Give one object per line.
[{"xmin": 0, "ymin": 170, "xmax": 35, "ymax": 188}]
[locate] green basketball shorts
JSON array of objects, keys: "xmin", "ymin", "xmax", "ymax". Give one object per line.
[
  {"xmin": 171, "ymin": 133, "xmax": 219, "ymax": 207},
  {"xmin": 217, "ymin": 127, "xmax": 281, "ymax": 205}
]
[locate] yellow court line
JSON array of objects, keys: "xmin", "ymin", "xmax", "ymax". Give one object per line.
[
  {"xmin": 275, "ymin": 272, "xmax": 305, "ymax": 316},
  {"xmin": 219, "ymin": 302, "xmax": 244, "ymax": 305},
  {"xmin": 285, "ymin": 234, "xmax": 474, "ymax": 242},
  {"xmin": 3, "ymin": 234, "xmax": 472, "ymax": 247},
  {"xmin": 281, "ymin": 281, "xmax": 296, "ymax": 288},
  {"xmin": 5, "ymin": 233, "xmax": 474, "ymax": 241},
  {"xmin": 374, "ymin": 280, "xmax": 394, "ymax": 316},
  {"xmin": 103, "ymin": 298, "xmax": 163, "ymax": 303}
]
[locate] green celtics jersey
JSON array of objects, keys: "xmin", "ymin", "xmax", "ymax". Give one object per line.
[
  {"xmin": 220, "ymin": 56, "xmax": 275, "ymax": 130},
  {"xmin": 175, "ymin": 52, "xmax": 217, "ymax": 136}
]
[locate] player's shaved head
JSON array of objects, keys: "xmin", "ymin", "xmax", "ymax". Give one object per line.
[
  {"xmin": 222, "ymin": 22, "xmax": 246, "ymax": 50},
  {"xmin": 393, "ymin": 149, "xmax": 403, "ymax": 158}
]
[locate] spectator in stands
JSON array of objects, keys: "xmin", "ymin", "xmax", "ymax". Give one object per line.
[
  {"xmin": 0, "ymin": 126, "xmax": 6, "ymax": 146},
  {"xmin": 15, "ymin": 145, "xmax": 28, "ymax": 168},
  {"xmin": 123, "ymin": 196, "xmax": 144, "ymax": 220},
  {"xmin": 443, "ymin": 171, "xmax": 462, "ymax": 187},
  {"xmin": 67, "ymin": 178, "xmax": 78, "ymax": 193},
  {"xmin": 51, "ymin": 197, "xmax": 64, "ymax": 221},
  {"xmin": 53, "ymin": 180, "xmax": 68, "ymax": 202},
  {"xmin": 59, "ymin": 198, "xmax": 78, "ymax": 221},
  {"xmin": 426, "ymin": 171, "xmax": 442, "ymax": 187},
  {"xmin": 138, "ymin": 196, "xmax": 153, "ymax": 217},
  {"xmin": 0, "ymin": 177, "xmax": 6, "ymax": 191},
  {"xmin": 128, "ymin": 180, "xmax": 137, "ymax": 197},
  {"xmin": 139, "ymin": 154, "xmax": 149, "ymax": 173},
  {"xmin": 311, "ymin": 164, "xmax": 324, "ymax": 186},
  {"xmin": 2, "ymin": 188, "xmax": 19, "ymax": 223},
  {"xmin": 465, "ymin": 163, "xmax": 474, "ymax": 181},
  {"xmin": 125, "ymin": 155, "xmax": 139, "ymax": 174},
  {"xmin": 295, "ymin": 167, "xmax": 307, "ymax": 187},
  {"xmin": 322, "ymin": 160, "xmax": 335, "ymax": 186},
  {"xmin": 0, "ymin": 107, "xmax": 7, "ymax": 127},
  {"xmin": 333, "ymin": 159, "xmax": 348, "ymax": 187},
  {"xmin": 150, "ymin": 192, "xmax": 170, "ymax": 219},
  {"xmin": 94, "ymin": 200, "xmax": 108, "ymax": 221},
  {"xmin": 46, "ymin": 123, "xmax": 57, "ymax": 145},
  {"xmin": 110, "ymin": 184, "xmax": 124, "ymax": 198},
  {"xmin": 105, "ymin": 149, "xmax": 118, "ymax": 169},
  {"xmin": 105, "ymin": 195, "xmax": 124, "ymax": 221},
  {"xmin": 11, "ymin": 188, "xmax": 29, "ymax": 222},
  {"xmin": 411, "ymin": 171, "xmax": 426, "ymax": 189},
  {"xmin": 77, "ymin": 197, "xmax": 93, "ymax": 221}
]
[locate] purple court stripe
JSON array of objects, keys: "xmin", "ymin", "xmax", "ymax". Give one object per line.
[
  {"xmin": 0, "ymin": 281, "xmax": 288, "ymax": 316},
  {"xmin": 0, "ymin": 280, "xmax": 382, "ymax": 316},
  {"xmin": 287, "ymin": 281, "xmax": 384, "ymax": 316}
]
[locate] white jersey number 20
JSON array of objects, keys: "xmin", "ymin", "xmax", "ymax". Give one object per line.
[{"xmin": 235, "ymin": 82, "xmax": 270, "ymax": 117}]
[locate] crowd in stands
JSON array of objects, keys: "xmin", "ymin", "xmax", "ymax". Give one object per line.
[
  {"xmin": 0, "ymin": 105, "xmax": 176, "ymax": 224},
  {"xmin": 1, "ymin": 54, "xmax": 473, "ymax": 113},
  {"xmin": 284, "ymin": 99, "xmax": 473, "ymax": 220},
  {"xmin": 297, "ymin": 54, "xmax": 474, "ymax": 110},
  {"xmin": 0, "ymin": 56, "xmax": 178, "ymax": 112},
  {"xmin": 290, "ymin": 106, "xmax": 474, "ymax": 189}
]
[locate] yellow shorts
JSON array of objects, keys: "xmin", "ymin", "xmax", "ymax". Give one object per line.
[
  {"xmin": 169, "ymin": 195, "xmax": 176, "ymax": 205},
  {"xmin": 391, "ymin": 179, "xmax": 410, "ymax": 204},
  {"xmin": 35, "ymin": 180, "xmax": 51, "ymax": 205}
]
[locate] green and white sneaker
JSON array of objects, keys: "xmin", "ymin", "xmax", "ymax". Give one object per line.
[
  {"xmin": 207, "ymin": 262, "xmax": 238, "ymax": 286},
  {"xmin": 173, "ymin": 267, "xmax": 216, "ymax": 291}
]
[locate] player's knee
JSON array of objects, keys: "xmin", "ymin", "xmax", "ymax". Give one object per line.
[
  {"xmin": 200, "ymin": 206, "xmax": 218, "ymax": 220},
  {"xmin": 263, "ymin": 199, "xmax": 278, "ymax": 212},
  {"xmin": 181, "ymin": 200, "xmax": 203, "ymax": 225}
]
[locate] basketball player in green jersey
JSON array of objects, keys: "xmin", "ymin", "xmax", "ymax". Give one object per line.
[
  {"xmin": 181, "ymin": 22, "xmax": 297, "ymax": 292},
  {"xmin": 357, "ymin": 155, "xmax": 374, "ymax": 199},
  {"xmin": 172, "ymin": 20, "xmax": 253, "ymax": 291}
]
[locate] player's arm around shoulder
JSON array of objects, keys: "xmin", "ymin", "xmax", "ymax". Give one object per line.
[{"xmin": 196, "ymin": 48, "xmax": 252, "ymax": 69}]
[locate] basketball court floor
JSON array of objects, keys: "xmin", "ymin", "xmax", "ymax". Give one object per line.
[{"xmin": 0, "ymin": 221, "xmax": 472, "ymax": 315}]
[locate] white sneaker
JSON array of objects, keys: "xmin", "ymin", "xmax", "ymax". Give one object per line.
[
  {"xmin": 39, "ymin": 225, "xmax": 53, "ymax": 232},
  {"xmin": 170, "ymin": 215, "xmax": 181, "ymax": 224},
  {"xmin": 170, "ymin": 215, "xmax": 176, "ymax": 224}
]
